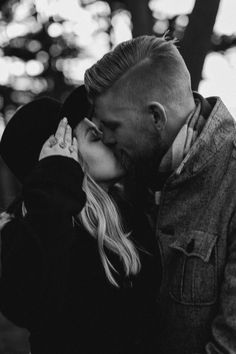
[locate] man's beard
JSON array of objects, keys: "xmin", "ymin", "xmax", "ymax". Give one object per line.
[
  {"xmin": 117, "ymin": 150, "xmax": 133, "ymax": 172},
  {"xmin": 132, "ymin": 156, "xmax": 160, "ymax": 186},
  {"xmin": 120, "ymin": 149, "xmax": 162, "ymax": 188},
  {"xmin": 119, "ymin": 135, "xmax": 168, "ymax": 190}
]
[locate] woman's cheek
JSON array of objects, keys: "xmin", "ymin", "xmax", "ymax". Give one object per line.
[
  {"xmin": 81, "ymin": 143, "xmax": 123, "ymax": 181},
  {"xmin": 86, "ymin": 154, "xmax": 111, "ymax": 179},
  {"xmin": 83, "ymin": 148, "xmax": 101, "ymax": 171},
  {"xmin": 79, "ymin": 143, "xmax": 95, "ymax": 165}
]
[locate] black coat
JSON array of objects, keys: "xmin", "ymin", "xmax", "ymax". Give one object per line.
[{"xmin": 0, "ymin": 156, "xmax": 161, "ymax": 354}]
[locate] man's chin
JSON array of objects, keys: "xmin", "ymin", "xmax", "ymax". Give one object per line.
[
  {"xmin": 117, "ymin": 152, "xmax": 157, "ymax": 186},
  {"xmin": 118, "ymin": 151, "xmax": 133, "ymax": 172},
  {"xmin": 125, "ymin": 161, "xmax": 155, "ymax": 187}
]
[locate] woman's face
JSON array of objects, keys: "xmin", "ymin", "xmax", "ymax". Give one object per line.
[{"xmin": 73, "ymin": 118, "xmax": 125, "ymax": 184}]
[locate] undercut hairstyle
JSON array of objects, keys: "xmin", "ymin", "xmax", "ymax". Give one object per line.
[{"xmin": 84, "ymin": 35, "xmax": 192, "ymax": 105}]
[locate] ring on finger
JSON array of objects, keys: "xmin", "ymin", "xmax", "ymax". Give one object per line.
[
  {"xmin": 59, "ymin": 141, "xmax": 67, "ymax": 149},
  {"xmin": 49, "ymin": 136, "xmax": 58, "ymax": 147},
  {"xmin": 69, "ymin": 145, "xmax": 75, "ymax": 153}
]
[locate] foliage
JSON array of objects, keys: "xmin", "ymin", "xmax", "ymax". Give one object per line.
[{"xmin": 0, "ymin": 0, "xmax": 112, "ymax": 124}]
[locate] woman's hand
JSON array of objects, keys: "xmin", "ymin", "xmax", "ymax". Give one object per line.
[{"xmin": 39, "ymin": 117, "xmax": 79, "ymax": 162}]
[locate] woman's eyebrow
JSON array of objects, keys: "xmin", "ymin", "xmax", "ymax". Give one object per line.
[{"xmin": 85, "ymin": 119, "xmax": 103, "ymax": 137}]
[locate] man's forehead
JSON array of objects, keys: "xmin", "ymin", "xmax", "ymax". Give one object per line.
[
  {"xmin": 96, "ymin": 91, "xmax": 125, "ymax": 108},
  {"xmin": 94, "ymin": 93, "xmax": 137, "ymax": 120}
]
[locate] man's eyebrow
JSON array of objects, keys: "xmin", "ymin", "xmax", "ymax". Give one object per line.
[{"xmin": 101, "ymin": 120, "xmax": 120, "ymax": 127}]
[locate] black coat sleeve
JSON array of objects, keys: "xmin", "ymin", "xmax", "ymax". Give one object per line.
[
  {"xmin": 0, "ymin": 156, "xmax": 86, "ymax": 328},
  {"xmin": 22, "ymin": 155, "xmax": 86, "ymax": 246},
  {"xmin": 23, "ymin": 156, "xmax": 85, "ymax": 234},
  {"xmin": 23, "ymin": 156, "xmax": 86, "ymax": 216}
]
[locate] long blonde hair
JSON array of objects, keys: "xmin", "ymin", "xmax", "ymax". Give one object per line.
[{"xmin": 78, "ymin": 173, "xmax": 140, "ymax": 287}]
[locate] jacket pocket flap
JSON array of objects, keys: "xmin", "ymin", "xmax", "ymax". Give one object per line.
[{"xmin": 169, "ymin": 230, "xmax": 218, "ymax": 262}]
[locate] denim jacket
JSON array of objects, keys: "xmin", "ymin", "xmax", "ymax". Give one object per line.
[{"xmin": 156, "ymin": 96, "xmax": 236, "ymax": 354}]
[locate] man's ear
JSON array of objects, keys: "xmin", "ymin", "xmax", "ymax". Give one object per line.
[{"xmin": 148, "ymin": 101, "xmax": 167, "ymax": 131}]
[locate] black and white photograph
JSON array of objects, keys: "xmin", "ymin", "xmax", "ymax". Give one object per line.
[{"xmin": 0, "ymin": 0, "xmax": 236, "ymax": 353}]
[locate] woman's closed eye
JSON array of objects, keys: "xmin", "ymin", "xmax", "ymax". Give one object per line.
[{"xmin": 87, "ymin": 127, "xmax": 101, "ymax": 142}]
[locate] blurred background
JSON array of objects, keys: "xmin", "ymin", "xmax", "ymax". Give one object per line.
[{"xmin": 0, "ymin": 0, "xmax": 236, "ymax": 352}]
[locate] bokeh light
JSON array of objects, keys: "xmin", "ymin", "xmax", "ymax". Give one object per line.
[
  {"xmin": 149, "ymin": 0, "xmax": 195, "ymax": 17},
  {"xmin": 214, "ymin": 0, "xmax": 236, "ymax": 35},
  {"xmin": 111, "ymin": 10, "xmax": 132, "ymax": 46},
  {"xmin": 25, "ymin": 60, "xmax": 44, "ymax": 76},
  {"xmin": 0, "ymin": 0, "xmax": 236, "ymax": 118},
  {"xmin": 200, "ymin": 49, "xmax": 236, "ymax": 116},
  {"xmin": 47, "ymin": 23, "xmax": 63, "ymax": 38}
]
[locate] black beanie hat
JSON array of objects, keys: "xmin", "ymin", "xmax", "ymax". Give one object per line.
[{"xmin": 0, "ymin": 85, "xmax": 92, "ymax": 183}]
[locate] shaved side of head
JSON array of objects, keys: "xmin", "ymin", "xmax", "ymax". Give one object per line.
[{"xmin": 85, "ymin": 35, "xmax": 193, "ymax": 116}]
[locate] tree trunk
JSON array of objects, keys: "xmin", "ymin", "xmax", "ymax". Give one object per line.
[
  {"xmin": 125, "ymin": 0, "xmax": 153, "ymax": 37},
  {"xmin": 108, "ymin": 0, "xmax": 153, "ymax": 37},
  {"xmin": 180, "ymin": 0, "xmax": 221, "ymax": 90}
]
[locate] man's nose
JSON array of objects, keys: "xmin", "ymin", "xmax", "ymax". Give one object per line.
[{"xmin": 102, "ymin": 130, "xmax": 116, "ymax": 147}]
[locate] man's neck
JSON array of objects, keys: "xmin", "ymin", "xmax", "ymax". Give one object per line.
[
  {"xmin": 150, "ymin": 101, "xmax": 198, "ymax": 192},
  {"xmin": 165, "ymin": 101, "xmax": 196, "ymax": 148}
]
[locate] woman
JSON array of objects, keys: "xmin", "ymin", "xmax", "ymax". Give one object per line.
[{"xmin": 0, "ymin": 86, "xmax": 160, "ymax": 354}]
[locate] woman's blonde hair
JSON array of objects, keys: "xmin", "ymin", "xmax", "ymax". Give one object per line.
[
  {"xmin": 0, "ymin": 212, "xmax": 13, "ymax": 230},
  {"xmin": 78, "ymin": 173, "xmax": 140, "ymax": 286}
]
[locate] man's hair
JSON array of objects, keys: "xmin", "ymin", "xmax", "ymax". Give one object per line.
[{"xmin": 84, "ymin": 35, "xmax": 191, "ymax": 105}]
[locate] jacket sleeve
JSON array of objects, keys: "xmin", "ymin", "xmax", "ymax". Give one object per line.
[
  {"xmin": 0, "ymin": 156, "xmax": 86, "ymax": 328},
  {"xmin": 22, "ymin": 155, "xmax": 86, "ymax": 246},
  {"xmin": 204, "ymin": 215, "xmax": 236, "ymax": 354}
]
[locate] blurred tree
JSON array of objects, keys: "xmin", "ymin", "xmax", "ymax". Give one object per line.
[
  {"xmin": 179, "ymin": 0, "xmax": 221, "ymax": 90},
  {"xmin": 126, "ymin": 0, "xmax": 153, "ymax": 37},
  {"xmin": 0, "ymin": 0, "xmax": 98, "ymax": 212},
  {"xmin": 0, "ymin": 1, "xmax": 109, "ymax": 352},
  {"xmin": 107, "ymin": 0, "xmax": 153, "ymax": 37}
]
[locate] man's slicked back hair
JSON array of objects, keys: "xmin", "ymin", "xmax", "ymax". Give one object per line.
[{"xmin": 84, "ymin": 35, "xmax": 187, "ymax": 102}]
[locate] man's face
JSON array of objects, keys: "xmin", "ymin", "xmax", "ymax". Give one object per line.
[{"xmin": 93, "ymin": 90, "xmax": 163, "ymax": 183}]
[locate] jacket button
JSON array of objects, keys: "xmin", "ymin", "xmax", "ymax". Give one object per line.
[{"xmin": 186, "ymin": 239, "xmax": 195, "ymax": 253}]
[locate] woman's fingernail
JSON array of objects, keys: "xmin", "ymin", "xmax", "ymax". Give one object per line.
[{"xmin": 62, "ymin": 117, "xmax": 67, "ymax": 123}]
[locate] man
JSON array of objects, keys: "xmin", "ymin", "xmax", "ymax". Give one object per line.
[{"xmin": 84, "ymin": 35, "xmax": 236, "ymax": 353}]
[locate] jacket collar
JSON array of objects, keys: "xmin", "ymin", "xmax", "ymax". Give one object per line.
[{"xmin": 171, "ymin": 94, "xmax": 236, "ymax": 181}]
